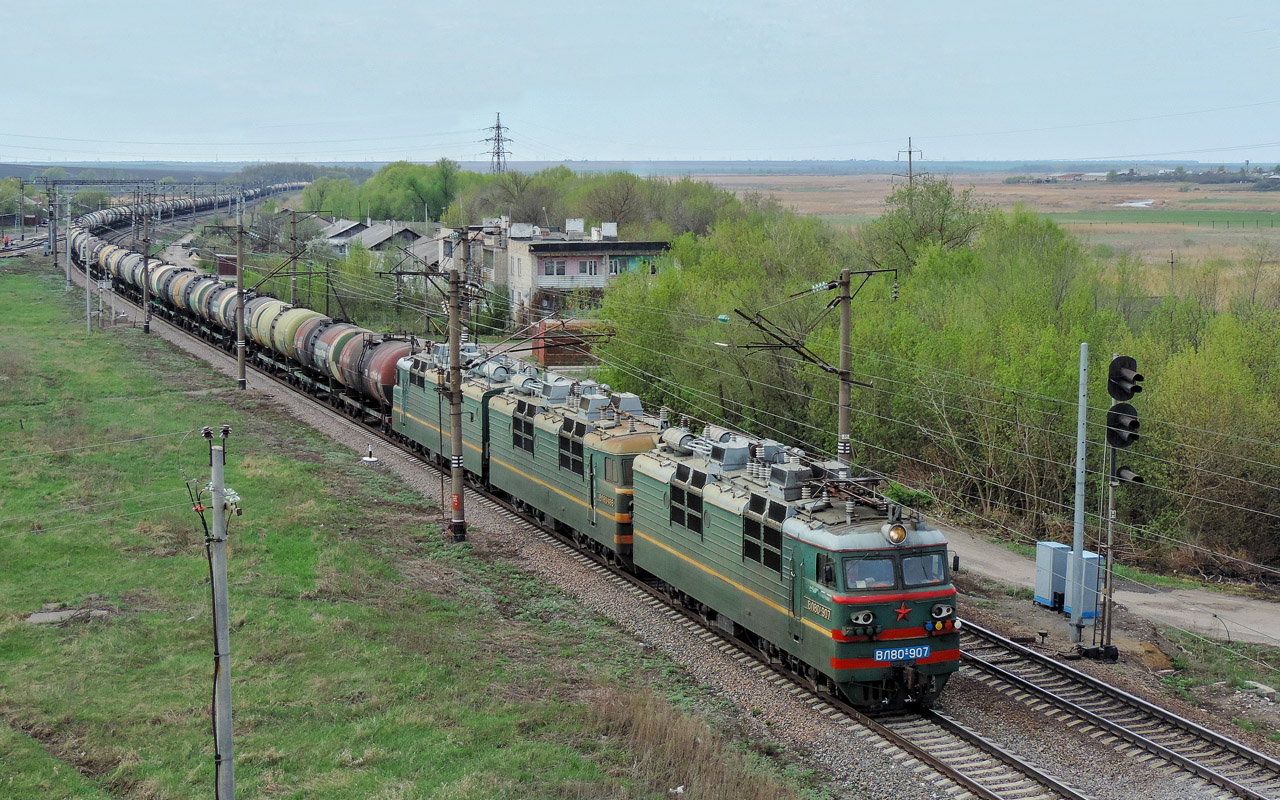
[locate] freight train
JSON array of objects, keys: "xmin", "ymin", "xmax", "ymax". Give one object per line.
[{"xmin": 69, "ymin": 195, "xmax": 960, "ymax": 709}]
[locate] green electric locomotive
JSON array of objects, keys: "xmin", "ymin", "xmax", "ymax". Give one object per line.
[
  {"xmin": 632, "ymin": 426, "xmax": 959, "ymax": 708},
  {"xmin": 390, "ymin": 345, "xmax": 662, "ymax": 563}
]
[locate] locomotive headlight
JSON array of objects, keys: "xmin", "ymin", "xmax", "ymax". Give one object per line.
[
  {"xmin": 882, "ymin": 523, "xmax": 908, "ymax": 545},
  {"xmin": 850, "ymin": 610, "xmax": 875, "ymax": 627},
  {"xmin": 931, "ymin": 604, "xmax": 954, "ymax": 619}
]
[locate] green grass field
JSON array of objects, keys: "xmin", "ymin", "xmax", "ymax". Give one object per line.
[
  {"xmin": 0, "ymin": 257, "xmax": 813, "ymax": 799},
  {"xmin": 1048, "ymin": 209, "xmax": 1279, "ymax": 226}
]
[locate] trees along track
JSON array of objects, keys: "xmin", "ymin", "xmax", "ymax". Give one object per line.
[
  {"xmin": 70, "ymin": 255, "xmax": 1116, "ymax": 800},
  {"xmin": 962, "ymin": 621, "xmax": 1280, "ymax": 799}
]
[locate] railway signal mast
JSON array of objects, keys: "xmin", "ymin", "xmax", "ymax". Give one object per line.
[{"xmin": 1096, "ymin": 355, "xmax": 1144, "ymax": 660}]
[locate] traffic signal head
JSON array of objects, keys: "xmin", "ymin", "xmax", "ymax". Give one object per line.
[
  {"xmin": 1108, "ymin": 355, "xmax": 1143, "ymax": 402},
  {"xmin": 1106, "ymin": 402, "xmax": 1140, "ymax": 448},
  {"xmin": 1115, "ymin": 466, "xmax": 1144, "ymax": 484}
]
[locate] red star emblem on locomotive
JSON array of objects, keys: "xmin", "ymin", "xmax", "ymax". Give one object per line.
[{"xmin": 895, "ymin": 602, "xmax": 911, "ymax": 621}]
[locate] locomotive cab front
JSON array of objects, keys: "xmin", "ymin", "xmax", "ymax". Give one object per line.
[{"xmin": 798, "ymin": 513, "xmax": 961, "ymax": 709}]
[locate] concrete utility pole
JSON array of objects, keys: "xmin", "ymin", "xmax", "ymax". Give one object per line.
[
  {"xmin": 84, "ymin": 215, "xmax": 92, "ymax": 333},
  {"xmin": 236, "ymin": 198, "xmax": 247, "ymax": 391},
  {"xmin": 17, "ymin": 179, "xmax": 23, "ymax": 241},
  {"xmin": 48, "ymin": 187, "xmax": 62, "ymax": 285},
  {"xmin": 64, "ymin": 197, "xmax": 73, "ymax": 294},
  {"xmin": 1069, "ymin": 342, "xmax": 1088, "ymax": 644},
  {"xmin": 203, "ymin": 425, "xmax": 236, "ymax": 800},
  {"xmin": 897, "ymin": 137, "xmax": 925, "ymax": 189},
  {"xmin": 142, "ymin": 195, "xmax": 152, "ymax": 334},
  {"xmin": 447, "ymin": 235, "xmax": 468, "ymax": 543},
  {"xmin": 837, "ymin": 268, "xmax": 853, "ymax": 466},
  {"xmin": 289, "ymin": 211, "xmax": 299, "ymax": 305}
]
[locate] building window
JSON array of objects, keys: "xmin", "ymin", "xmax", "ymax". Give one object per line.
[
  {"xmin": 545, "ymin": 259, "xmax": 566, "ymax": 276},
  {"xmin": 579, "ymin": 259, "xmax": 598, "ymax": 275},
  {"xmin": 444, "ymin": 241, "xmax": 454, "ymax": 257},
  {"xmin": 608, "ymin": 258, "xmax": 622, "ymax": 275}
]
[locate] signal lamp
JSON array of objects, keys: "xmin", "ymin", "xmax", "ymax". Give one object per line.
[
  {"xmin": 1115, "ymin": 466, "xmax": 1144, "ymax": 484},
  {"xmin": 1106, "ymin": 402, "xmax": 1140, "ymax": 449},
  {"xmin": 1107, "ymin": 355, "xmax": 1144, "ymax": 402},
  {"xmin": 883, "ymin": 523, "xmax": 908, "ymax": 544}
]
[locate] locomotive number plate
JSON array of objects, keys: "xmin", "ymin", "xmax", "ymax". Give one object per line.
[
  {"xmin": 805, "ymin": 598, "xmax": 831, "ymax": 620},
  {"xmin": 874, "ymin": 645, "xmax": 930, "ymax": 662}
]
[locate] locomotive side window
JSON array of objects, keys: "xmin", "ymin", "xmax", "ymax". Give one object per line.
[
  {"xmin": 742, "ymin": 516, "xmax": 782, "ymax": 574},
  {"xmin": 815, "ymin": 553, "xmax": 837, "ymax": 587},
  {"xmin": 512, "ymin": 403, "xmax": 537, "ymax": 454},
  {"xmin": 845, "ymin": 557, "xmax": 896, "ymax": 590},
  {"xmin": 558, "ymin": 428, "xmax": 584, "ymax": 476},
  {"xmin": 669, "ymin": 481, "xmax": 702, "ymax": 535},
  {"xmin": 600, "ymin": 457, "xmax": 635, "ymax": 485},
  {"xmin": 743, "ymin": 518, "xmax": 762, "ymax": 562},
  {"xmin": 903, "ymin": 552, "xmax": 947, "ymax": 586}
]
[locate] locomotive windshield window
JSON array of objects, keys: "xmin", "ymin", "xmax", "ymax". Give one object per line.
[
  {"xmin": 902, "ymin": 552, "xmax": 947, "ymax": 586},
  {"xmin": 844, "ymin": 557, "xmax": 896, "ymax": 590}
]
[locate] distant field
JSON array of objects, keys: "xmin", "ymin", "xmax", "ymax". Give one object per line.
[
  {"xmin": 704, "ymin": 172, "xmax": 1280, "ymax": 263},
  {"xmin": 1048, "ymin": 209, "xmax": 1278, "ymax": 225}
]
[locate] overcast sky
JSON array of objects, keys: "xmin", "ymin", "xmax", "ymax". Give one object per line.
[{"xmin": 5, "ymin": 1, "xmax": 1278, "ymax": 165}]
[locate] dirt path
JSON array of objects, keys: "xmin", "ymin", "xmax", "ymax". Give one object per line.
[{"xmin": 941, "ymin": 522, "xmax": 1279, "ymax": 649}]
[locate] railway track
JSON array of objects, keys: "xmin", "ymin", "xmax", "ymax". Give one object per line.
[
  {"xmin": 961, "ymin": 622, "xmax": 1280, "ymax": 799},
  {"xmin": 0, "ymin": 233, "xmax": 52, "ymax": 258},
  {"xmin": 54, "ymin": 250, "xmax": 1099, "ymax": 800},
  {"xmin": 58, "ymin": 225, "xmax": 1277, "ymax": 798}
]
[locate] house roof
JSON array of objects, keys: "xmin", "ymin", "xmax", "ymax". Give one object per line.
[
  {"xmin": 526, "ymin": 240, "xmax": 669, "ymax": 256},
  {"xmin": 353, "ymin": 223, "xmax": 423, "ymax": 250},
  {"xmin": 318, "ymin": 219, "xmax": 364, "ymax": 240}
]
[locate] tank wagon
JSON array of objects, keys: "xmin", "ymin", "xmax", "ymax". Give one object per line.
[
  {"xmin": 69, "ymin": 190, "xmax": 958, "ymax": 710},
  {"xmin": 68, "ymin": 184, "xmax": 418, "ymax": 423}
]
